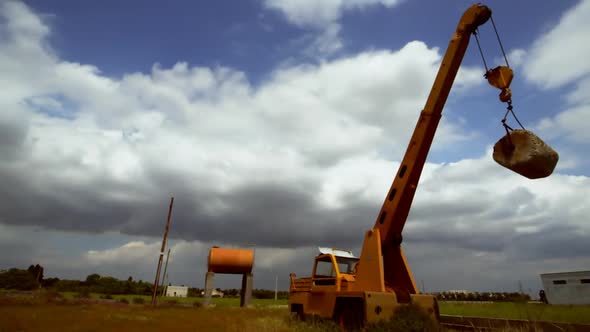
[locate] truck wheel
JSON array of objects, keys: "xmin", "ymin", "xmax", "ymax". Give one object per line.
[
  {"xmin": 337, "ymin": 307, "xmax": 363, "ymax": 331},
  {"xmin": 291, "ymin": 304, "xmax": 305, "ymax": 321}
]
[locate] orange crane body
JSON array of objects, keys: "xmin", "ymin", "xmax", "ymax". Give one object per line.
[{"xmin": 289, "ymin": 4, "xmax": 494, "ymax": 328}]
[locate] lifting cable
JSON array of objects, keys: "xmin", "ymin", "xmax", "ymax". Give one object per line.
[
  {"xmin": 473, "ymin": 29, "xmax": 489, "ymax": 72},
  {"xmin": 473, "ymin": 15, "xmax": 526, "ymax": 133},
  {"xmin": 490, "ymin": 16, "xmax": 510, "ymax": 69}
]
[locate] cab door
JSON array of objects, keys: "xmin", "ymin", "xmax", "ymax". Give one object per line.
[{"xmin": 307, "ymin": 254, "xmax": 339, "ymax": 316}]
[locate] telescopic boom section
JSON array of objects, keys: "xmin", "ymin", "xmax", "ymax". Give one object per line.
[{"xmin": 373, "ymin": 5, "xmax": 491, "ymax": 292}]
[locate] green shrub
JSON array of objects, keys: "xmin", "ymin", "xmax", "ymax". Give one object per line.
[
  {"xmin": 133, "ymin": 297, "xmax": 145, "ymax": 304},
  {"xmin": 0, "ymin": 269, "xmax": 40, "ymax": 290},
  {"xmin": 287, "ymin": 315, "xmax": 340, "ymax": 332},
  {"xmin": 75, "ymin": 288, "xmax": 91, "ymax": 299},
  {"xmin": 368, "ymin": 304, "xmax": 439, "ymax": 332},
  {"xmin": 165, "ymin": 299, "xmax": 178, "ymax": 305},
  {"xmin": 41, "ymin": 290, "xmax": 64, "ymax": 302},
  {"xmin": 100, "ymin": 294, "xmax": 113, "ymax": 300}
]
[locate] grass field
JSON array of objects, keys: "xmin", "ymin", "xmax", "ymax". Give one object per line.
[
  {"xmin": 439, "ymin": 301, "xmax": 590, "ymax": 324},
  {"xmin": 2, "ymin": 291, "xmax": 590, "ymax": 331},
  {"xmin": 57, "ymin": 291, "xmax": 289, "ymax": 307},
  {"xmin": 0, "ymin": 303, "xmax": 324, "ymax": 332}
]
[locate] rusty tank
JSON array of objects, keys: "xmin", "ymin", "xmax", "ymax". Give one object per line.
[{"xmin": 208, "ymin": 247, "xmax": 254, "ymax": 274}]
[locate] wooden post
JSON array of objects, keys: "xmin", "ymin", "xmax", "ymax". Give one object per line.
[
  {"xmin": 151, "ymin": 196, "xmax": 174, "ymax": 306},
  {"xmin": 274, "ymin": 275, "xmax": 278, "ymax": 301}
]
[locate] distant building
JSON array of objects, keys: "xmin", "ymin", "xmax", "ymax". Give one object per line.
[
  {"xmin": 165, "ymin": 285, "xmax": 188, "ymax": 298},
  {"xmin": 200, "ymin": 289, "xmax": 224, "ymax": 298},
  {"xmin": 540, "ymin": 270, "xmax": 590, "ymax": 305}
]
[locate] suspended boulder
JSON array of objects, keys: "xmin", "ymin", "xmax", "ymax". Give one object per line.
[{"xmin": 493, "ymin": 129, "xmax": 559, "ymax": 179}]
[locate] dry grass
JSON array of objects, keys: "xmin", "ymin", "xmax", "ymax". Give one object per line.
[
  {"xmin": 439, "ymin": 301, "xmax": 590, "ymax": 324},
  {"xmin": 1, "ymin": 304, "xmax": 283, "ymax": 332},
  {"xmin": 2, "ymin": 291, "xmax": 589, "ymax": 332},
  {"xmin": 0, "ymin": 291, "xmax": 327, "ymax": 332},
  {"xmin": 57, "ymin": 291, "xmax": 289, "ymax": 307}
]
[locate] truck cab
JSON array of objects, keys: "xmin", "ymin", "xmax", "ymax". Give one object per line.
[
  {"xmin": 290, "ymin": 245, "xmax": 438, "ymax": 328},
  {"xmin": 290, "ymin": 247, "xmax": 362, "ymax": 321},
  {"xmin": 312, "ymin": 247, "xmax": 358, "ymax": 288}
]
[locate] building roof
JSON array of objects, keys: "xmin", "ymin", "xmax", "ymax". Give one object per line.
[{"xmin": 540, "ymin": 270, "xmax": 590, "ymax": 277}]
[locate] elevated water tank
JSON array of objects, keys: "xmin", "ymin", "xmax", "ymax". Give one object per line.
[{"xmin": 208, "ymin": 247, "xmax": 254, "ymax": 274}]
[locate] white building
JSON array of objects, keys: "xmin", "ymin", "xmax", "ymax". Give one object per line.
[
  {"xmin": 540, "ymin": 270, "xmax": 590, "ymax": 305},
  {"xmin": 200, "ymin": 289, "xmax": 224, "ymax": 298},
  {"xmin": 165, "ymin": 285, "xmax": 188, "ymax": 298}
]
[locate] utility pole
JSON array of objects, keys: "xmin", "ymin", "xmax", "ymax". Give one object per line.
[
  {"xmin": 151, "ymin": 196, "xmax": 174, "ymax": 306},
  {"xmin": 274, "ymin": 275, "xmax": 278, "ymax": 301},
  {"xmin": 162, "ymin": 273, "xmax": 169, "ymax": 297},
  {"xmin": 159, "ymin": 248, "xmax": 171, "ymax": 297}
]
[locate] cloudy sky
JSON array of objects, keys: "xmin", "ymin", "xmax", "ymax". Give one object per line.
[{"xmin": 1, "ymin": 0, "xmax": 589, "ymax": 294}]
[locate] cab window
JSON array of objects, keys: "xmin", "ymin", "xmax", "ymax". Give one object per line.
[
  {"xmin": 336, "ymin": 257, "xmax": 359, "ymax": 274},
  {"xmin": 313, "ymin": 256, "xmax": 337, "ymax": 285},
  {"xmin": 315, "ymin": 259, "xmax": 336, "ymax": 277}
]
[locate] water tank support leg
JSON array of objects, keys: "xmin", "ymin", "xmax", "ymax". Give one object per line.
[
  {"xmin": 204, "ymin": 272, "xmax": 215, "ymax": 306},
  {"xmin": 240, "ymin": 273, "xmax": 253, "ymax": 307}
]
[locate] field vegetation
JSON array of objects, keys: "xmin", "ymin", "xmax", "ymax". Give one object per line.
[
  {"xmin": 56, "ymin": 291, "xmax": 289, "ymax": 307},
  {"xmin": 439, "ymin": 301, "xmax": 590, "ymax": 324},
  {"xmin": 0, "ymin": 267, "xmax": 289, "ymax": 300},
  {"xmin": 0, "ymin": 290, "xmax": 331, "ymax": 332},
  {"xmin": 2, "ymin": 290, "xmax": 590, "ymax": 332},
  {"xmin": 3, "ymin": 267, "xmax": 590, "ymax": 331}
]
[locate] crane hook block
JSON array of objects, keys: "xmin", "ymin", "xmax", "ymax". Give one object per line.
[
  {"xmin": 493, "ymin": 129, "xmax": 559, "ymax": 179},
  {"xmin": 486, "ymin": 66, "xmax": 513, "ymax": 103}
]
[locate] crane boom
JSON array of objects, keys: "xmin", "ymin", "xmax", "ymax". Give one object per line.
[
  {"xmin": 286, "ymin": 4, "xmax": 545, "ymax": 329},
  {"xmin": 372, "ymin": 4, "xmax": 492, "ymax": 294}
]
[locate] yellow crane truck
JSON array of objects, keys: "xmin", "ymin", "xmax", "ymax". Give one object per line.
[{"xmin": 289, "ymin": 3, "xmax": 558, "ymax": 330}]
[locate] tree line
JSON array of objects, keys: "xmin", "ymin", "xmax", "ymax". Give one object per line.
[
  {"xmin": 434, "ymin": 291, "xmax": 531, "ymax": 302},
  {"xmin": 1, "ymin": 266, "xmax": 529, "ymax": 302},
  {"xmin": 0, "ymin": 265, "xmax": 44, "ymax": 291},
  {"xmin": 0, "ymin": 266, "xmax": 289, "ymax": 299},
  {"xmin": 0, "ymin": 267, "xmax": 155, "ymax": 295}
]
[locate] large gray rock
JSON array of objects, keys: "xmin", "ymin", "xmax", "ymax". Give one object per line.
[{"xmin": 493, "ymin": 129, "xmax": 559, "ymax": 179}]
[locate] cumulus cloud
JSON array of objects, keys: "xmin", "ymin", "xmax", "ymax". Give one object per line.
[
  {"xmin": 506, "ymin": 48, "xmax": 526, "ymax": 68},
  {"xmin": 262, "ymin": 0, "xmax": 402, "ymax": 28},
  {"xmin": 407, "ymin": 151, "xmax": 590, "ymax": 252},
  {"xmin": 524, "ymin": 0, "xmax": 590, "ymax": 145},
  {"xmin": 5, "ymin": 144, "xmax": 590, "ymax": 291},
  {"xmin": 536, "ymin": 105, "xmax": 590, "ymax": 143},
  {"xmin": 0, "ymin": 1, "xmax": 485, "ymax": 248},
  {"xmin": 523, "ymin": 0, "xmax": 590, "ymax": 89},
  {"xmin": 302, "ymin": 23, "xmax": 343, "ymax": 57},
  {"xmin": 566, "ymin": 77, "xmax": 590, "ymax": 105},
  {"xmin": 2, "ymin": 1, "xmax": 589, "ymax": 292},
  {"xmin": 86, "ymin": 241, "xmax": 161, "ymax": 265},
  {"xmin": 263, "ymin": 0, "xmax": 403, "ymax": 57}
]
